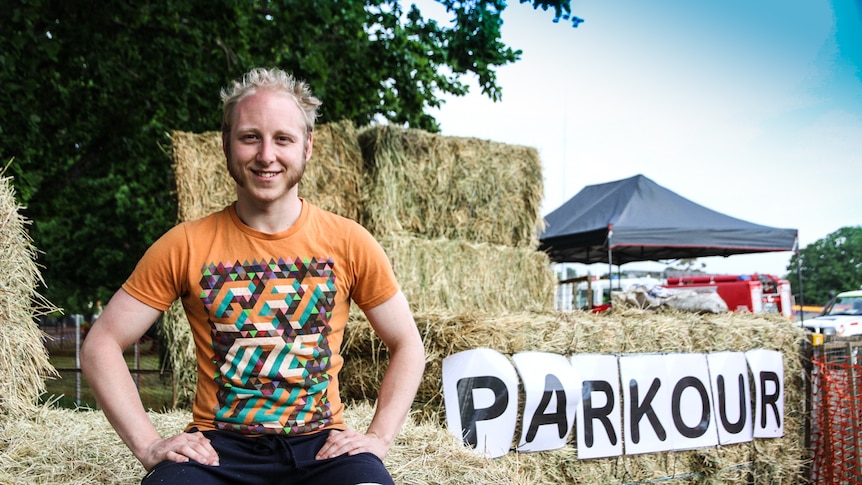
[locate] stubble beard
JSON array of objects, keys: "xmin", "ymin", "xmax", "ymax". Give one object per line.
[{"xmin": 226, "ymin": 150, "xmax": 307, "ymax": 195}]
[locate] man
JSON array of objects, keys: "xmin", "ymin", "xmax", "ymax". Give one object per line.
[{"xmin": 81, "ymin": 67, "xmax": 425, "ymax": 485}]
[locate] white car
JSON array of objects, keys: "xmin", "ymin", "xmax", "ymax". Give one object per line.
[{"xmin": 802, "ymin": 289, "xmax": 862, "ymax": 336}]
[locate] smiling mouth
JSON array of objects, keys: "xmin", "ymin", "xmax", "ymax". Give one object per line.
[{"xmin": 252, "ymin": 170, "xmax": 280, "ymax": 178}]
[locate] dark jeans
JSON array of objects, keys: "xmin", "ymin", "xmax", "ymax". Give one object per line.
[{"xmin": 141, "ymin": 429, "xmax": 394, "ymax": 485}]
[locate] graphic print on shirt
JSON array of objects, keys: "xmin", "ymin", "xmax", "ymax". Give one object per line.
[{"xmin": 199, "ymin": 257, "xmax": 336, "ymax": 435}]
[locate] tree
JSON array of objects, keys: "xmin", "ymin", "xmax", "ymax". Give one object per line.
[
  {"xmin": 1, "ymin": 0, "xmax": 581, "ymax": 313},
  {"xmin": 787, "ymin": 226, "xmax": 862, "ymax": 306}
]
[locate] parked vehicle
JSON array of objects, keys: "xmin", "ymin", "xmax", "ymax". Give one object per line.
[
  {"xmin": 555, "ymin": 273, "xmax": 794, "ymax": 316},
  {"xmin": 663, "ymin": 274, "xmax": 794, "ymax": 318},
  {"xmin": 801, "ymin": 289, "xmax": 862, "ymax": 336}
]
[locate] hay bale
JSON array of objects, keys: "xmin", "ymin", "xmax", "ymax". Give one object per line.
[
  {"xmin": 0, "ymin": 397, "xmax": 807, "ymax": 484},
  {"xmin": 344, "ymin": 309, "xmax": 806, "ymax": 416},
  {"xmin": 161, "ymin": 300, "xmax": 196, "ymax": 408},
  {"xmin": 358, "ymin": 126, "xmax": 544, "ymax": 248},
  {"xmin": 299, "ymin": 120, "xmax": 365, "ymax": 222},
  {"xmin": 380, "ymin": 233, "xmax": 556, "ymax": 314},
  {"xmin": 172, "ymin": 131, "xmax": 234, "ymax": 222},
  {"xmin": 0, "ymin": 403, "xmax": 552, "ymax": 485},
  {"xmin": 0, "ymin": 405, "xmax": 187, "ymax": 484},
  {"xmin": 0, "ymin": 174, "xmax": 58, "ymax": 417},
  {"xmin": 340, "ymin": 309, "xmax": 809, "ymax": 483}
]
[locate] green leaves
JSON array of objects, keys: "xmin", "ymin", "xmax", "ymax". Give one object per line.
[
  {"xmin": 1, "ymin": 0, "xmax": 582, "ymax": 313},
  {"xmin": 788, "ymin": 226, "xmax": 862, "ymax": 306}
]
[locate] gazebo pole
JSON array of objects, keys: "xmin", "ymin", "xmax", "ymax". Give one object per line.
[{"xmin": 607, "ymin": 226, "xmax": 613, "ymax": 290}]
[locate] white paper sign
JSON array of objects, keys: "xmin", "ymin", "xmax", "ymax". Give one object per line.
[
  {"xmin": 441, "ymin": 348, "xmax": 784, "ymax": 460},
  {"xmin": 664, "ymin": 353, "xmax": 719, "ymax": 450},
  {"xmin": 620, "ymin": 354, "xmax": 672, "ymax": 455},
  {"xmin": 707, "ymin": 351, "xmax": 753, "ymax": 445},
  {"xmin": 512, "ymin": 351, "xmax": 581, "ymax": 452},
  {"xmin": 745, "ymin": 349, "xmax": 784, "ymax": 438},
  {"xmin": 572, "ymin": 353, "xmax": 623, "ymax": 459},
  {"xmin": 442, "ymin": 348, "xmax": 519, "ymax": 457}
]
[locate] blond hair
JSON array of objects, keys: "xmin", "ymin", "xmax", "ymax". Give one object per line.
[{"xmin": 221, "ymin": 67, "xmax": 321, "ymax": 138}]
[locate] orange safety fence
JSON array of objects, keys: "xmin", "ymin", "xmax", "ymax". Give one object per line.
[{"xmin": 810, "ymin": 341, "xmax": 862, "ymax": 483}]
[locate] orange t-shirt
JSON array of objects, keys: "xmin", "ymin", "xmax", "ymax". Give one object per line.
[{"xmin": 123, "ymin": 200, "xmax": 399, "ymax": 436}]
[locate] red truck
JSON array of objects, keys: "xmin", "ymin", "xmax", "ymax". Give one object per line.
[{"xmin": 664, "ymin": 274, "xmax": 793, "ymax": 318}]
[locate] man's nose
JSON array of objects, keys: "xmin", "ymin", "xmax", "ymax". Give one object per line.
[{"xmin": 256, "ymin": 139, "xmax": 275, "ymax": 162}]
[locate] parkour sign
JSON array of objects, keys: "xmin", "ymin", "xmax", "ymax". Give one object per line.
[{"xmin": 442, "ymin": 348, "xmax": 783, "ymax": 459}]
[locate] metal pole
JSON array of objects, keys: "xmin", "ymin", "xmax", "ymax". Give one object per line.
[
  {"xmin": 607, "ymin": 227, "xmax": 613, "ymax": 291},
  {"xmin": 796, "ymin": 248, "xmax": 805, "ymax": 324},
  {"xmin": 74, "ymin": 314, "xmax": 82, "ymax": 406},
  {"xmin": 851, "ymin": 342, "xmax": 861, "ymax": 479}
]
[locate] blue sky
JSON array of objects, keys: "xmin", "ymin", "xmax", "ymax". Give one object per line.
[{"xmin": 418, "ymin": 0, "xmax": 862, "ymax": 277}]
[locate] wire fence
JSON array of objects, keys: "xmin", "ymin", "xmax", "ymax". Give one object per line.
[
  {"xmin": 41, "ymin": 316, "xmax": 173, "ymax": 411},
  {"xmin": 809, "ymin": 336, "xmax": 862, "ymax": 484}
]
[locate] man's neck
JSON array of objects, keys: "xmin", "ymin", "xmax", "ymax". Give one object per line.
[{"xmin": 234, "ymin": 196, "xmax": 303, "ymax": 234}]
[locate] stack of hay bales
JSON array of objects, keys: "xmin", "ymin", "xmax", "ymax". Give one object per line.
[
  {"xmin": 0, "ymin": 173, "xmax": 140, "ymax": 484},
  {"xmin": 0, "ymin": 127, "xmax": 811, "ymax": 482},
  {"xmin": 165, "ymin": 124, "xmax": 810, "ymax": 483},
  {"xmin": 0, "ymin": 175, "xmax": 58, "ymax": 416},
  {"xmin": 356, "ymin": 126, "xmax": 554, "ymax": 314},
  {"xmin": 344, "ymin": 126, "xmax": 808, "ymax": 482}
]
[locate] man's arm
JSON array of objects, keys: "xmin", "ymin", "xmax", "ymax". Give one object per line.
[
  {"xmin": 316, "ymin": 290, "xmax": 425, "ymax": 460},
  {"xmin": 80, "ymin": 289, "xmax": 219, "ymax": 470}
]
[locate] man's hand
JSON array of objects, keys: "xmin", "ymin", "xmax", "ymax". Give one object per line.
[
  {"xmin": 315, "ymin": 428, "xmax": 390, "ymax": 461},
  {"xmin": 138, "ymin": 431, "xmax": 219, "ymax": 471}
]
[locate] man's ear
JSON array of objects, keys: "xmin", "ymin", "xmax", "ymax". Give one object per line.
[
  {"xmin": 222, "ymin": 132, "xmax": 229, "ymax": 159},
  {"xmin": 305, "ymin": 132, "xmax": 314, "ymax": 161}
]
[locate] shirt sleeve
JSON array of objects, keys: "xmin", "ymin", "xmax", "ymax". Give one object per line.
[
  {"xmin": 122, "ymin": 223, "xmax": 191, "ymax": 312},
  {"xmin": 347, "ymin": 223, "xmax": 400, "ymax": 311}
]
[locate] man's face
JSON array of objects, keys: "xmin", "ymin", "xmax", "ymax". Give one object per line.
[{"xmin": 224, "ymin": 89, "xmax": 312, "ymax": 205}]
